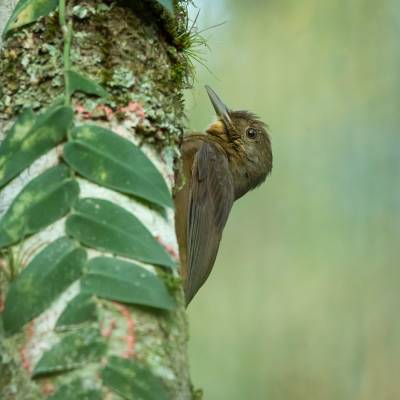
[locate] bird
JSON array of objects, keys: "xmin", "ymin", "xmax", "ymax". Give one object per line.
[{"xmin": 174, "ymin": 86, "xmax": 273, "ymax": 305}]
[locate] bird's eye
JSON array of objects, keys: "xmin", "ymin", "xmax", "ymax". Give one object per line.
[{"xmin": 246, "ymin": 127, "xmax": 257, "ymax": 139}]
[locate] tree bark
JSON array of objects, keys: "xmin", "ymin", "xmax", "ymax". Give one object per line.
[{"xmin": 0, "ymin": 1, "xmax": 192, "ymax": 399}]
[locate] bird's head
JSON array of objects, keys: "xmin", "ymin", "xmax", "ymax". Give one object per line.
[{"xmin": 205, "ymin": 85, "xmax": 273, "ymax": 194}]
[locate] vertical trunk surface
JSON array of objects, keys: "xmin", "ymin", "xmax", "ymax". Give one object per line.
[{"xmin": 0, "ymin": 1, "xmax": 192, "ymax": 399}]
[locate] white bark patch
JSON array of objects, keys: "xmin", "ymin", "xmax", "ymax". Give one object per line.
[
  {"xmin": 0, "ymin": 1, "xmax": 18, "ymax": 48},
  {"xmin": 18, "ymin": 218, "xmax": 67, "ymax": 267},
  {"xmin": 0, "ymin": 113, "xmax": 179, "ymax": 373},
  {"xmin": 0, "ymin": 148, "xmax": 60, "ymax": 219},
  {"xmin": 78, "ymin": 178, "xmax": 178, "ymax": 264},
  {"xmin": 26, "ymin": 282, "xmax": 81, "ymax": 369}
]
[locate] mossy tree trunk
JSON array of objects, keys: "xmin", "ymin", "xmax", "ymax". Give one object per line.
[{"xmin": 0, "ymin": 1, "xmax": 192, "ymax": 399}]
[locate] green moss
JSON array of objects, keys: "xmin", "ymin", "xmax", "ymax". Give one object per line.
[
  {"xmin": 0, "ymin": 0, "xmax": 194, "ymax": 149},
  {"xmin": 159, "ymin": 268, "xmax": 183, "ymax": 292},
  {"xmin": 0, "ymin": 335, "xmax": 42, "ymax": 399},
  {"xmin": 0, "ymin": 13, "xmax": 64, "ymax": 118},
  {"xmin": 133, "ymin": 293, "xmax": 190, "ymax": 396}
]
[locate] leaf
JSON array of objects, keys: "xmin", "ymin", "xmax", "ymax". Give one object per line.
[
  {"xmin": 48, "ymin": 379, "xmax": 102, "ymax": 400},
  {"xmin": 33, "ymin": 326, "xmax": 106, "ymax": 377},
  {"xmin": 63, "ymin": 125, "xmax": 173, "ymax": 209},
  {"xmin": 2, "ymin": 237, "xmax": 87, "ymax": 335},
  {"xmin": 0, "ymin": 109, "xmax": 34, "ymax": 187},
  {"xmin": 3, "ymin": 0, "xmax": 58, "ymax": 36},
  {"xmin": 82, "ymin": 257, "xmax": 175, "ymax": 310},
  {"xmin": 66, "ymin": 70, "xmax": 109, "ymax": 98},
  {"xmin": 156, "ymin": 0, "xmax": 174, "ymax": 15},
  {"xmin": 102, "ymin": 356, "xmax": 170, "ymax": 400},
  {"xmin": 56, "ymin": 293, "xmax": 98, "ymax": 328},
  {"xmin": 0, "ymin": 105, "xmax": 73, "ymax": 189},
  {"xmin": 66, "ymin": 198, "xmax": 175, "ymax": 269},
  {"xmin": 0, "ymin": 165, "xmax": 80, "ymax": 249}
]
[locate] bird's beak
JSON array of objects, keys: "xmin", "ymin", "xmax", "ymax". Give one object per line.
[{"xmin": 205, "ymin": 85, "xmax": 233, "ymax": 127}]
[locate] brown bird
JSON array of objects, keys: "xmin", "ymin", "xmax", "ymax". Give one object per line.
[{"xmin": 175, "ymin": 86, "xmax": 273, "ymax": 305}]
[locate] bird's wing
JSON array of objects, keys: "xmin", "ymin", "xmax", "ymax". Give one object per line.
[{"xmin": 185, "ymin": 141, "xmax": 234, "ymax": 304}]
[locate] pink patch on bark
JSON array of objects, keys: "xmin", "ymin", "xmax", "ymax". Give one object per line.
[
  {"xmin": 155, "ymin": 235, "xmax": 179, "ymax": 260},
  {"xmin": 119, "ymin": 102, "xmax": 145, "ymax": 120},
  {"xmin": 75, "ymin": 104, "xmax": 91, "ymax": 119},
  {"xmin": 19, "ymin": 321, "xmax": 35, "ymax": 372},
  {"xmin": 113, "ymin": 302, "xmax": 136, "ymax": 358}
]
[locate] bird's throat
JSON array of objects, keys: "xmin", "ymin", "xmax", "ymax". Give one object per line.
[{"xmin": 206, "ymin": 120, "xmax": 226, "ymax": 138}]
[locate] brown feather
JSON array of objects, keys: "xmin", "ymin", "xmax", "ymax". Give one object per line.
[{"xmin": 175, "ymin": 136, "xmax": 234, "ymax": 304}]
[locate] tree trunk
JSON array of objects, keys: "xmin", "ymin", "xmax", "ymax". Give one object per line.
[{"xmin": 0, "ymin": 1, "xmax": 193, "ymax": 399}]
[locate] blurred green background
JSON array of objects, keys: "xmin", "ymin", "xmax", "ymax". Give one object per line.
[{"xmin": 184, "ymin": 1, "xmax": 400, "ymax": 399}]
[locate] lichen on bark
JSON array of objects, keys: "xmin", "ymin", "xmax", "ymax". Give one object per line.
[
  {"xmin": 0, "ymin": 0, "xmax": 194, "ymax": 399},
  {"xmin": 0, "ymin": 0, "xmax": 188, "ymax": 148}
]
